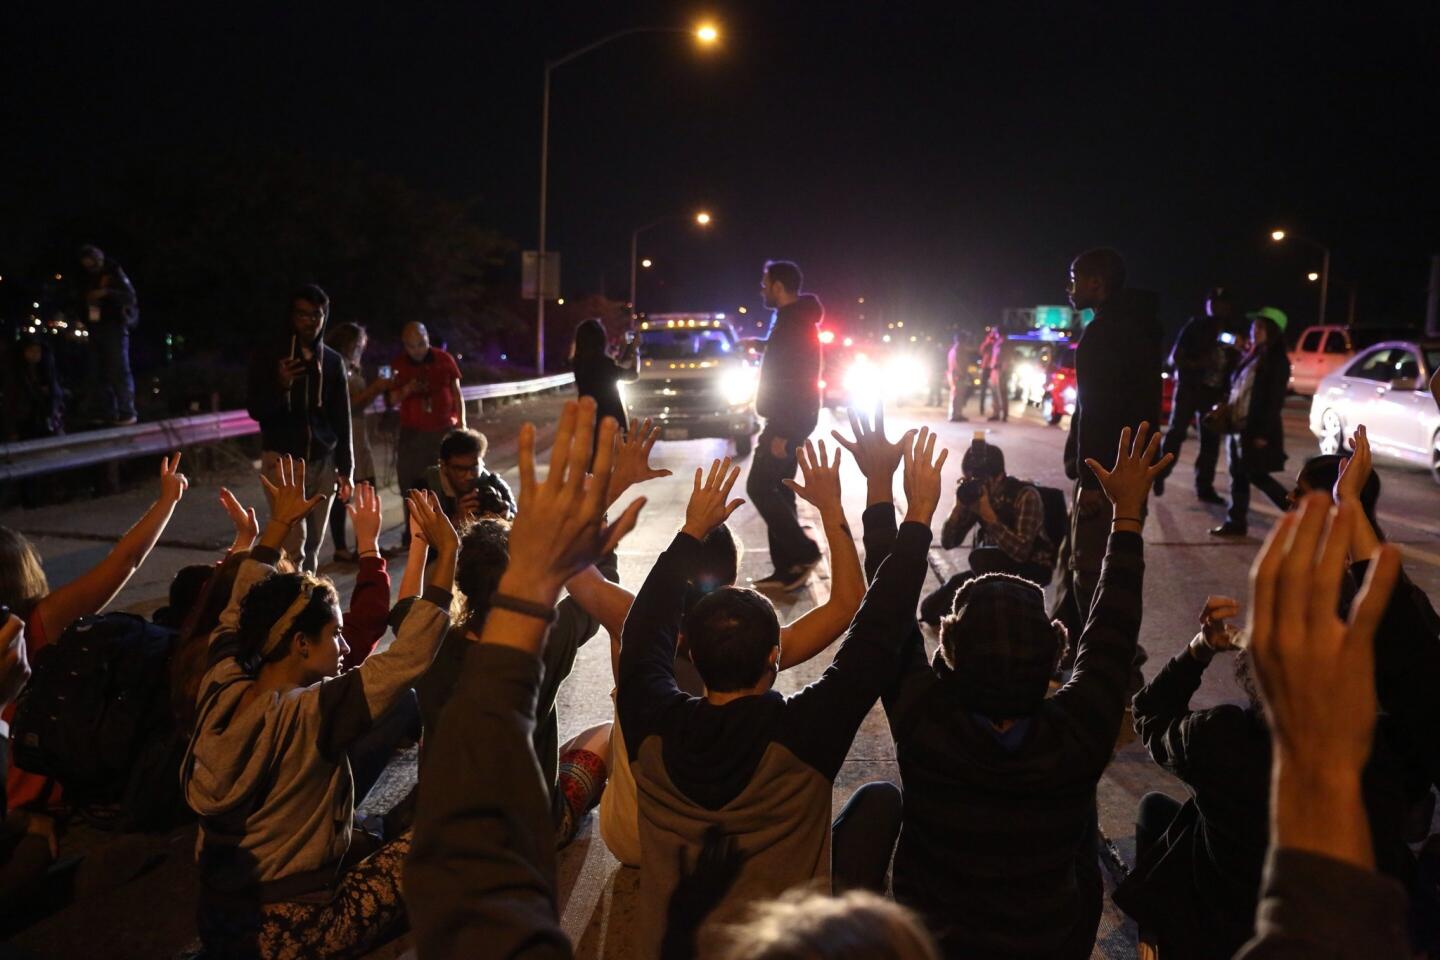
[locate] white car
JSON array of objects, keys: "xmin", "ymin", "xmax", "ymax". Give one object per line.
[
  {"xmin": 1288, "ymin": 324, "xmax": 1411, "ymax": 395},
  {"xmin": 1308, "ymin": 338, "xmax": 1440, "ymax": 483}
]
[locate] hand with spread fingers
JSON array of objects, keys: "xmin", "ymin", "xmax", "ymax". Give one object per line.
[
  {"xmin": 682, "ymin": 456, "xmax": 745, "ymax": 542},
  {"xmin": 607, "ymin": 417, "xmax": 673, "ymax": 508},
  {"xmin": 830, "ymin": 403, "xmax": 916, "ymax": 504},
  {"xmin": 502, "ymin": 399, "xmax": 647, "ymax": 605},
  {"xmin": 1247, "ymin": 495, "xmax": 1401, "ymax": 869},
  {"xmin": 259, "ymin": 455, "xmax": 328, "ymax": 548},
  {"xmin": 219, "ymin": 487, "xmax": 260, "ymax": 553},
  {"xmin": 347, "ymin": 482, "xmax": 384, "ymax": 557},
  {"xmin": 781, "ymin": 439, "xmax": 844, "ymax": 521},
  {"xmin": 1083, "ymin": 422, "xmax": 1173, "ymax": 524},
  {"xmin": 901, "ymin": 426, "xmax": 949, "ymax": 525}
]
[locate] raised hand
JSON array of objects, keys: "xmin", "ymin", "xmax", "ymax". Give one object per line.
[
  {"xmin": 607, "ymin": 417, "xmax": 673, "ymax": 508},
  {"xmin": 682, "ymin": 457, "xmax": 745, "ymax": 541},
  {"xmin": 0, "ymin": 613, "xmax": 31, "ymax": 709},
  {"xmin": 1199, "ymin": 594, "xmax": 1242, "ymax": 651},
  {"xmin": 1083, "ymin": 422, "xmax": 1172, "ymax": 519},
  {"xmin": 1334, "ymin": 424, "xmax": 1371, "ymax": 504},
  {"xmin": 408, "ymin": 489, "xmax": 459, "ymax": 557},
  {"xmin": 347, "ymin": 482, "xmax": 383, "ymax": 556},
  {"xmin": 219, "ymin": 486, "xmax": 260, "ymax": 553},
  {"xmin": 901, "ymin": 426, "xmax": 949, "ymax": 525},
  {"xmin": 159, "ymin": 452, "xmax": 189, "ymax": 504},
  {"xmin": 503, "ymin": 399, "xmax": 647, "ymax": 603},
  {"xmin": 782, "ymin": 439, "xmax": 844, "ymax": 520},
  {"xmin": 260, "ymin": 455, "xmax": 327, "ymax": 531},
  {"xmin": 830, "ymin": 403, "xmax": 916, "ymax": 501},
  {"xmin": 1247, "ymin": 495, "xmax": 1400, "ymax": 867}
]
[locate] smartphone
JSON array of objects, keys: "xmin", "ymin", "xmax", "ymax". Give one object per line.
[
  {"xmin": 1218, "ymin": 332, "xmax": 1236, "ymax": 346},
  {"xmin": 378, "ymin": 364, "xmax": 393, "ymax": 380}
]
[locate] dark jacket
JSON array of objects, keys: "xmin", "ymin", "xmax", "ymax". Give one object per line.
[
  {"xmin": 246, "ymin": 316, "xmax": 354, "ymax": 477},
  {"xmin": 1117, "ymin": 642, "xmax": 1418, "ymax": 959},
  {"xmin": 1228, "ymin": 343, "xmax": 1290, "ymax": 473},
  {"xmin": 3, "ymin": 341, "xmax": 64, "ymax": 440},
  {"xmin": 755, "ymin": 294, "xmax": 822, "ymax": 440},
  {"xmin": 80, "ymin": 261, "xmax": 139, "ymax": 329},
  {"xmin": 573, "ymin": 349, "xmax": 637, "ymax": 430},
  {"xmin": 885, "ymin": 512, "xmax": 1145, "ymax": 959},
  {"xmin": 1064, "ymin": 291, "xmax": 1163, "ymax": 488},
  {"xmin": 1168, "ymin": 314, "xmax": 1226, "ymax": 394}
]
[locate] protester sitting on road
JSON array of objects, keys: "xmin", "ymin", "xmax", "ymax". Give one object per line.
[
  {"xmin": 1232, "ymin": 493, "xmax": 1406, "ymax": 959},
  {"xmin": 325, "ymin": 322, "xmax": 391, "ymax": 562},
  {"xmin": 706, "ymin": 889, "xmax": 940, "ymax": 959},
  {"xmin": 921, "ymin": 432, "xmax": 1058, "ymax": 625},
  {"xmin": 0, "ymin": 453, "xmax": 189, "ymax": 812},
  {"xmin": 182, "ymin": 457, "xmax": 456, "ymax": 959},
  {"xmin": 246, "ymin": 285, "xmax": 355, "ymax": 573},
  {"xmin": 569, "ymin": 436, "xmax": 867, "ymax": 867},
  {"xmin": 0, "ymin": 612, "xmax": 49, "ymax": 905},
  {"xmin": 413, "ymin": 426, "xmax": 516, "ymax": 528},
  {"xmin": 886, "ymin": 424, "xmax": 1170, "ymax": 959},
  {"xmin": 1212, "ymin": 307, "xmax": 1291, "ymax": 538},
  {"xmin": 616, "ymin": 416, "xmax": 944, "ymax": 956}
]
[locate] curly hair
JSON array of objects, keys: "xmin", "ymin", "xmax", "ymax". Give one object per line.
[
  {"xmin": 705, "ymin": 888, "xmax": 939, "ymax": 960},
  {"xmin": 455, "ymin": 518, "xmax": 512, "ymax": 632},
  {"xmin": 234, "ymin": 571, "xmax": 339, "ymax": 674}
]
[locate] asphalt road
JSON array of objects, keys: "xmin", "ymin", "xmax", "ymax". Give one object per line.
[{"xmin": 8, "ymin": 390, "xmax": 1438, "ymax": 959}]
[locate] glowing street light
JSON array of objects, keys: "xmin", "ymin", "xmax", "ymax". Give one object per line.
[
  {"xmin": 1307, "ymin": 272, "xmax": 1320, "ymax": 282},
  {"xmin": 1271, "ymin": 230, "xmax": 1286, "ymax": 242},
  {"xmin": 738, "ymin": 306, "xmax": 748, "ymax": 314},
  {"xmin": 631, "ymin": 209, "xmax": 712, "ymax": 310},
  {"xmin": 641, "ymin": 258, "xmax": 653, "ymax": 269},
  {"xmin": 695, "ymin": 211, "xmax": 712, "ymax": 226},
  {"xmin": 1270, "ymin": 228, "xmax": 1331, "ymax": 325},
  {"xmin": 696, "ymin": 23, "xmax": 720, "ymax": 44}
]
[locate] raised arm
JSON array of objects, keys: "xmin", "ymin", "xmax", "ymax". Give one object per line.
[
  {"xmin": 35, "ymin": 454, "xmax": 188, "ymax": 643},
  {"xmin": 340, "ymin": 483, "xmax": 391, "ymax": 669},
  {"xmin": 560, "ymin": 566, "xmax": 635, "ymax": 679},
  {"xmin": 775, "ymin": 440, "xmax": 864, "ymax": 670},
  {"xmin": 830, "ymin": 403, "xmax": 913, "ymax": 582},
  {"xmin": 407, "ymin": 400, "xmax": 641, "ymax": 959}
]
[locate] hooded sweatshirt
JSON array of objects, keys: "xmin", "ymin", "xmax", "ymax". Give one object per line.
[
  {"xmin": 617, "ymin": 508, "xmax": 930, "ymax": 955},
  {"xmin": 246, "ymin": 310, "xmax": 354, "ymax": 478},
  {"xmin": 755, "ymin": 294, "xmax": 823, "ymax": 440},
  {"xmin": 181, "ymin": 545, "xmax": 451, "ymax": 899}
]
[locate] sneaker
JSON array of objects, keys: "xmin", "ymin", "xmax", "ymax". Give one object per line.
[
  {"xmin": 1196, "ymin": 488, "xmax": 1226, "ymax": 505},
  {"xmin": 332, "ymin": 547, "xmax": 359, "ymax": 563},
  {"xmin": 110, "ymin": 415, "xmax": 139, "ymax": 427},
  {"xmin": 754, "ymin": 561, "xmax": 817, "ymax": 593},
  {"xmin": 949, "ymin": 414, "xmax": 970, "ymax": 423},
  {"xmin": 381, "ymin": 544, "xmax": 407, "ymax": 559},
  {"xmin": 1209, "ymin": 522, "xmax": 1248, "ymax": 538}
]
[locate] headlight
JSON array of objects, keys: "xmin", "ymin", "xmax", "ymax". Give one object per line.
[
  {"xmin": 720, "ymin": 366, "xmax": 759, "ymax": 406},
  {"xmin": 885, "ymin": 354, "xmax": 929, "ymax": 391},
  {"xmin": 1015, "ymin": 362, "xmax": 1047, "ymax": 398}
]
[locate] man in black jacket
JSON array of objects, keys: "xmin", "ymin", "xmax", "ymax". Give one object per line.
[
  {"xmin": 77, "ymin": 244, "xmax": 140, "ymax": 426},
  {"xmin": 1155, "ymin": 287, "xmax": 1233, "ymax": 504},
  {"xmin": 747, "ymin": 260, "xmax": 823, "ymax": 592},
  {"xmin": 246, "ymin": 284, "xmax": 353, "ymax": 572},
  {"xmin": 1064, "ymin": 249, "xmax": 1162, "ymax": 623}
]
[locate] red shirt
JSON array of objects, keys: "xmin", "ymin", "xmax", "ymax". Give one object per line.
[{"xmin": 392, "ymin": 348, "xmax": 463, "ymax": 431}]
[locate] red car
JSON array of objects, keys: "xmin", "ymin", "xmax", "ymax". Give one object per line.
[{"xmin": 1043, "ymin": 343, "xmax": 1175, "ymax": 426}]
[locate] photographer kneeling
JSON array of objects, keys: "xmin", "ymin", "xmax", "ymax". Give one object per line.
[{"xmin": 920, "ymin": 435, "xmax": 1056, "ymax": 626}]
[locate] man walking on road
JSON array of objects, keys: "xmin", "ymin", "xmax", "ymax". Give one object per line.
[
  {"xmin": 1155, "ymin": 287, "xmax": 1231, "ymax": 503},
  {"xmin": 748, "ymin": 260, "xmax": 823, "ymax": 592},
  {"xmin": 245, "ymin": 284, "xmax": 353, "ymax": 572},
  {"xmin": 392, "ymin": 321, "xmax": 466, "ymax": 549},
  {"xmin": 985, "ymin": 326, "xmax": 1009, "ymax": 422},
  {"xmin": 77, "ymin": 244, "xmax": 140, "ymax": 427},
  {"xmin": 1064, "ymin": 248, "xmax": 1162, "ymax": 630}
]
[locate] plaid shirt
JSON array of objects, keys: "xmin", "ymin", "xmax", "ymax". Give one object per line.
[{"xmin": 941, "ymin": 479, "xmax": 1053, "ymax": 568}]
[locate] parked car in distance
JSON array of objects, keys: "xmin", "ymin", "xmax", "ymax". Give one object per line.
[
  {"xmin": 1288, "ymin": 324, "xmax": 1416, "ymax": 395},
  {"xmin": 1042, "ymin": 341, "xmax": 1175, "ymax": 427},
  {"xmin": 1308, "ymin": 338, "xmax": 1440, "ymax": 483}
]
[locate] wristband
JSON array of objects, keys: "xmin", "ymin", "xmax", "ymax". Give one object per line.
[
  {"xmin": 490, "ymin": 593, "xmax": 558, "ymax": 623},
  {"xmin": 1112, "ymin": 516, "xmax": 1142, "ymax": 525},
  {"xmin": 359, "ymin": 550, "xmax": 381, "ymax": 560}
]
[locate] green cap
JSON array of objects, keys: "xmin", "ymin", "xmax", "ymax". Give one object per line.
[{"xmin": 1246, "ymin": 306, "xmax": 1288, "ymax": 332}]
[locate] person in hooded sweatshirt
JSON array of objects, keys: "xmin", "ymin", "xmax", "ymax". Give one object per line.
[
  {"xmin": 182, "ymin": 459, "xmax": 456, "ymax": 959},
  {"xmin": 246, "ymin": 285, "xmax": 354, "ymax": 573},
  {"xmin": 747, "ymin": 259, "xmax": 824, "ymax": 593}
]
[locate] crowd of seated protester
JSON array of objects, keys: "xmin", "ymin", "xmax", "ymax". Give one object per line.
[{"xmin": 0, "ymin": 401, "xmax": 1434, "ymax": 960}]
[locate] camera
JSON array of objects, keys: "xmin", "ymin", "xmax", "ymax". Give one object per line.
[{"xmin": 956, "ymin": 475, "xmax": 987, "ymax": 505}]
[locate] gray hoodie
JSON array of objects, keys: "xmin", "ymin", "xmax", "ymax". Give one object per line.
[{"xmin": 182, "ymin": 545, "xmax": 451, "ymax": 898}]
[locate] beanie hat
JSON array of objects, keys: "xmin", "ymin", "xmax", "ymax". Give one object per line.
[{"xmin": 940, "ymin": 574, "xmax": 1059, "ymax": 718}]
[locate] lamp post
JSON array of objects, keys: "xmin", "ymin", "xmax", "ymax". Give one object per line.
[
  {"xmin": 1271, "ymin": 229, "xmax": 1331, "ymax": 327},
  {"xmin": 1309, "ymin": 272, "xmax": 1357, "ymax": 325},
  {"xmin": 630, "ymin": 210, "xmax": 712, "ymax": 313},
  {"xmin": 535, "ymin": 23, "xmax": 719, "ymax": 373}
]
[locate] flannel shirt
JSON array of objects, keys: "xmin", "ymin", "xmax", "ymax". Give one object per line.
[{"xmin": 941, "ymin": 480, "xmax": 1052, "ymax": 567}]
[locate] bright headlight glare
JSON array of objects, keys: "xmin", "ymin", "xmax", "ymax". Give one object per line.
[{"xmin": 720, "ymin": 366, "xmax": 758, "ymax": 405}]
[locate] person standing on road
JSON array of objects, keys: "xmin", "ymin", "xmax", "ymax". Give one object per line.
[
  {"xmin": 985, "ymin": 326, "xmax": 1009, "ymax": 422},
  {"xmin": 571, "ymin": 317, "xmax": 638, "ymax": 454},
  {"xmin": 246, "ymin": 284, "xmax": 353, "ymax": 573},
  {"xmin": 946, "ymin": 331, "xmax": 971, "ymax": 422},
  {"xmin": 1155, "ymin": 287, "xmax": 1232, "ymax": 504},
  {"xmin": 77, "ymin": 244, "xmax": 139, "ymax": 427},
  {"xmin": 1064, "ymin": 248, "xmax": 1162, "ymax": 626},
  {"xmin": 976, "ymin": 326, "xmax": 998, "ymax": 418},
  {"xmin": 325, "ymin": 323, "xmax": 391, "ymax": 562},
  {"xmin": 1211, "ymin": 307, "xmax": 1291, "ymax": 537},
  {"xmin": 391, "ymin": 322, "xmax": 465, "ymax": 550},
  {"xmin": 747, "ymin": 259, "xmax": 824, "ymax": 592}
]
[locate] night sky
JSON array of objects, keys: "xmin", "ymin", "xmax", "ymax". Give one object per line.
[{"xmin": 5, "ymin": 2, "xmax": 1439, "ymax": 339}]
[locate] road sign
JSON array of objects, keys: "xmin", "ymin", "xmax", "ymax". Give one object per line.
[{"xmin": 522, "ymin": 251, "xmax": 561, "ymax": 300}]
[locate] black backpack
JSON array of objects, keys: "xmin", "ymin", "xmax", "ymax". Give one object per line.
[{"xmin": 10, "ymin": 613, "xmax": 187, "ymax": 830}]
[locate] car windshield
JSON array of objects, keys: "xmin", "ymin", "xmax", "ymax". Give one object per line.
[{"xmin": 639, "ymin": 328, "xmax": 734, "ymax": 360}]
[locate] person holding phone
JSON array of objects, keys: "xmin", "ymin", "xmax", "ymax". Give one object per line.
[
  {"xmin": 1155, "ymin": 287, "xmax": 1233, "ymax": 504},
  {"xmin": 570, "ymin": 318, "xmax": 638, "ymax": 455}
]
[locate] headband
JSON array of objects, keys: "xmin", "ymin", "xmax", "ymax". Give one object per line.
[{"xmin": 261, "ymin": 582, "xmax": 316, "ymax": 660}]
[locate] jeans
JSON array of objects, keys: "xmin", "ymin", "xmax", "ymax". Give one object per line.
[
  {"xmin": 87, "ymin": 322, "xmax": 136, "ymax": 421},
  {"xmin": 745, "ymin": 428, "xmax": 820, "ymax": 572},
  {"xmin": 988, "ymin": 366, "xmax": 1008, "ymax": 420},
  {"xmin": 1160, "ymin": 386, "xmax": 1222, "ymax": 492},
  {"xmin": 260, "ymin": 450, "xmax": 336, "ymax": 573},
  {"xmin": 1225, "ymin": 436, "xmax": 1289, "ymax": 528},
  {"xmin": 832, "ymin": 781, "xmax": 903, "ymax": 893}
]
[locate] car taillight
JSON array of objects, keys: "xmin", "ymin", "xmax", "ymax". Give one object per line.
[{"xmin": 818, "ymin": 379, "xmax": 827, "ymax": 390}]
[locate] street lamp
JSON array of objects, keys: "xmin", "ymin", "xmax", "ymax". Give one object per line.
[
  {"xmin": 630, "ymin": 210, "xmax": 713, "ymax": 311},
  {"xmin": 535, "ymin": 23, "xmax": 720, "ymax": 373},
  {"xmin": 1307, "ymin": 272, "xmax": 1320, "ymax": 282},
  {"xmin": 1270, "ymin": 228, "xmax": 1331, "ymax": 326}
]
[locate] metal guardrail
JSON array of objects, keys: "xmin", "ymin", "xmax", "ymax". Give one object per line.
[{"xmin": 0, "ymin": 373, "xmax": 575, "ymax": 482}]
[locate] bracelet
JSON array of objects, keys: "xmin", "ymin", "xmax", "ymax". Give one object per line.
[
  {"xmin": 1112, "ymin": 516, "xmax": 1142, "ymax": 525},
  {"xmin": 490, "ymin": 593, "xmax": 558, "ymax": 623},
  {"xmin": 359, "ymin": 550, "xmax": 381, "ymax": 559}
]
